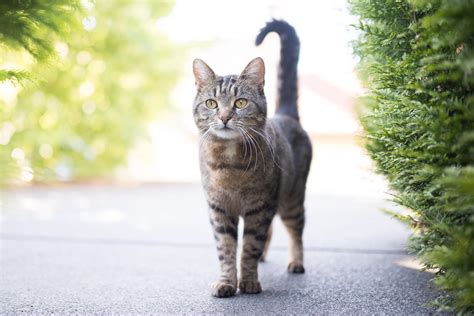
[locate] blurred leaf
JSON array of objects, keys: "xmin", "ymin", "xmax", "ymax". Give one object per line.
[{"xmin": 1, "ymin": 0, "xmax": 184, "ymax": 184}]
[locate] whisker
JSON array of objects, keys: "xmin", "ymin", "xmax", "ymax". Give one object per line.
[
  {"xmin": 199, "ymin": 123, "xmax": 216, "ymax": 147},
  {"xmin": 249, "ymin": 126, "xmax": 287, "ymax": 174},
  {"xmin": 245, "ymin": 128, "xmax": 265, "ymax": 172},
  {"xmin": 235, "ymin": 127, "xmax": 248, "ymax": 162},
  {"xmin": 237, "ymin": 124, "xmax": 257, "ymax": 171},
  {"xmin": 236, "ymin": 127, "xmax": 253, "ymax": 174}
]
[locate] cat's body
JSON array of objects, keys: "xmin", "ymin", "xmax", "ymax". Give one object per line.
[{"xmin": 193, "ymin": 20, "xmax": 312, "ymax": 297}]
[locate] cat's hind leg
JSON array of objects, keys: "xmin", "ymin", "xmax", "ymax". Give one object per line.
[{"xmin": 280, "ymin": 204, "xmax": 305, "ymax": 273}]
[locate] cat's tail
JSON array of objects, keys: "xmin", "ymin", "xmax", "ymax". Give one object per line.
[{"xmin": 256, "ymin": 20, "xmax": 300, "ymax": 121}]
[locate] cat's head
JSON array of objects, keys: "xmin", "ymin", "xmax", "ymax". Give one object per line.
[{"xmin": 192, "ymin": 57, "xmax": 267, "ymax": 140}]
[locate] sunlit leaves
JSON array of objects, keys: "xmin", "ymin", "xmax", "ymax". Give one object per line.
[{"xmin": 1, "ymin": 1, "xmax": 182, "ymax": 184}]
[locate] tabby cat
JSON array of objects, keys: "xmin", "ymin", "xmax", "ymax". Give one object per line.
[{"xmin": 192, "ymin": 20, "xmax": 312, "ymax": 298}]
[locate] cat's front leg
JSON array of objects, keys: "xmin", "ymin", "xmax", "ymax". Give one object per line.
[
  {"xmin": 239, "ymin": 204, "xmax": 275, "ymax": 294},
  {"xmin": 209, "ymin": 203, "xmax": 239, "ymax": 298}
]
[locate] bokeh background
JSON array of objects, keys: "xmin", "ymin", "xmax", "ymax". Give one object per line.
[
  {"xmin": 3, "ymin": 1, "xmax": 473, "ymax": 312},
  {"xmin": 0, "ymin": 0, "xmax": 387, "ymax": 199}
]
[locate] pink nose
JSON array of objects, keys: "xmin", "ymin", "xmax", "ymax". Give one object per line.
[{"xmin": 220, "ymin": 116, "xmax": 230, "ymax": 125}]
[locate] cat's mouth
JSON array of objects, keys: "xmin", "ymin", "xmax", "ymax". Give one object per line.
[{"xmin": 212, "ymin": 126, "xmax": 239, "ymax": 139}]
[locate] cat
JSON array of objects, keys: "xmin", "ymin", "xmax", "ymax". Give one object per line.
[{"xmin": 192, "ymin": 20, "xmax": 312, "ymax": 298}]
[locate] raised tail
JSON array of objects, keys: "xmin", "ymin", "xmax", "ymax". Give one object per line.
[{"xmin": 256, "ymin": 20, "xmax": 300, "ymax": 121}]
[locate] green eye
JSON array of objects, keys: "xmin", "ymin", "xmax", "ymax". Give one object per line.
[
  {"xmin": 205, "ymin": 99, "xmax": 218, "ymax": 109},
  {"xmin": 234, "ymin": 98, "xmax": 248, "ymax": 109}
]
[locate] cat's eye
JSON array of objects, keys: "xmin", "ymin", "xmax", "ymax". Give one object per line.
[
  {"xmin": 234, "ymin": 98, "xmax": 248, "ymax": 109},
  {"xmin": 205, "ymin": 99, "xmax": 218, "ymax": 109}
]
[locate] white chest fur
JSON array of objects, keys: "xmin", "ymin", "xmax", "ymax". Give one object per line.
[{"xmin": 223, "ymin": 143, "xmax": 238, "ymax": 160}]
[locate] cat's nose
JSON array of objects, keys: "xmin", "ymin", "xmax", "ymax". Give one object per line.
[
  {"xmin": 219, "ymin": 115, "xmax": 231, "ymax": 125},
  {"xmin": 221, "ymin": 117, "xmax": 230, "ymax": 125}
]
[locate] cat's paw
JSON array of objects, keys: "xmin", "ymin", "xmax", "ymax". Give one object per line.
[
  {"xmin": 239, "ymin": 279, "xmax": 262, "ymax": 294},
  {"xmin": 211, "ymin": 282, "xmax": 236, "ymax": 298},
  {"xmin": 288, "ymin": 262, "xmax": 305, "ymax": 273}
]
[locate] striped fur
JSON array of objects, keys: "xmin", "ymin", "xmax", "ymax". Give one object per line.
[
  {"xmin": 193, "ymin": 20, "xmax": 312, "ymax": 298},
  {"xmin": 256, "ymin": 20, "xmax": 300, "ymax": 120}
]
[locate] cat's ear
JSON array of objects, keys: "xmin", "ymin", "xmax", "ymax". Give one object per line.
[
  {"xmin": 239, "ymin": 57, "xmax": 265, "ymax": 86},
  {"xmin": 193, "ymin": 59, "xmax": 216, "ymax": 90}
]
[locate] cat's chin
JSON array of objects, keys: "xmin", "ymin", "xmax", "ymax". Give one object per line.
[{"xmin": 212, "ymin": 128, "xmax": 240, "ymax": 140}]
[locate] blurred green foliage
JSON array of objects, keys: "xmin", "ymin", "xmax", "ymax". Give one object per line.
[
  {"xmin": 0, "ymin": 0, "xmax": 83, "ymax": 83},
  {"xmin": 350, "ymin": 0, "xmax": 474, "ymax": 312},
  {"xmin": 1, "ymin": 0, "xmax": 182, "ymax": 183}
]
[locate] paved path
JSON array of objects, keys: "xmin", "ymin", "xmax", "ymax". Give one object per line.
[{"xmin": 1, "ymin": 184, "xmax": 440, "ymax": 314}]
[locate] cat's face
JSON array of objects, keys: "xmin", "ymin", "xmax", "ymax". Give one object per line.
[{"xmin": 192, "ymin": 58, "xmax": 267, "ymax": 140}]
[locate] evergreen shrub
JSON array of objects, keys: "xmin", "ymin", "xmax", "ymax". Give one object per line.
[{"xmin": 350, "ymin": 0, "xmax": 474, "ymax": 312}]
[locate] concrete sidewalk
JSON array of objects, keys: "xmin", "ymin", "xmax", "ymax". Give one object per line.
[{"xmin": 1, "ymin": 184, "xmax": 439, "ymax": 314}]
